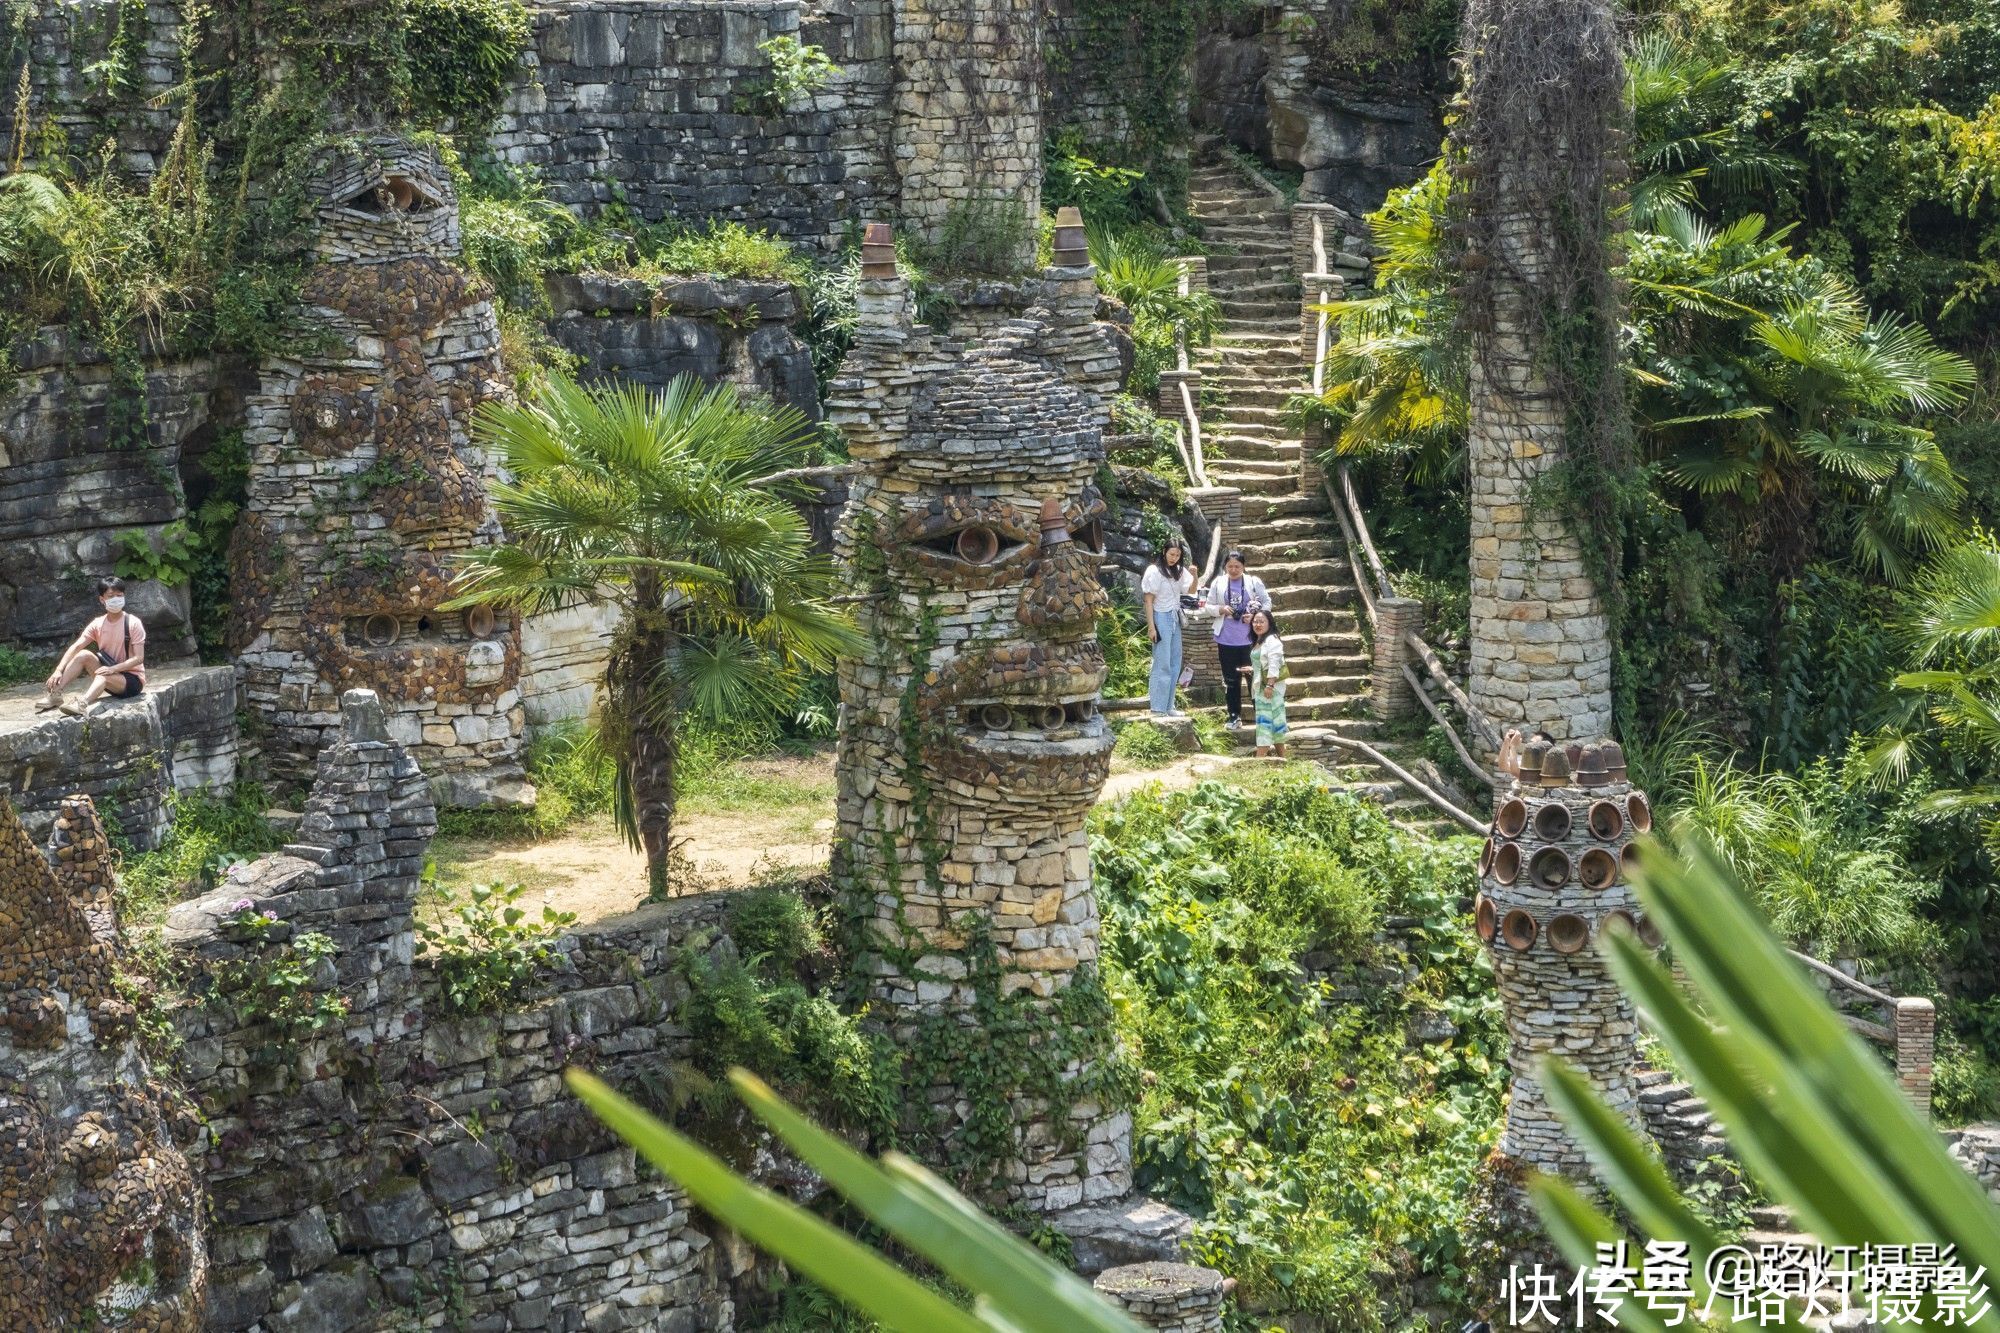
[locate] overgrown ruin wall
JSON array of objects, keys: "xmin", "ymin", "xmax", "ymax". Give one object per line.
[{"xmin": 162, "ymin": 691, "xmax": 754, "ymax": 1331}]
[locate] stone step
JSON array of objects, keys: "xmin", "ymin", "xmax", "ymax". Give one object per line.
[
  {"xmin": 1234, "ymin": 513, "xmax": 1338, "ymax": 541},
  {"xmin": 1254, "ymin": 559, "xmax": 1361, "ymax": 589},
  {"xmin": 1212, "ymin": 440, "xmax": 1300, "ymax": 463},
  {"xmin": 1261, "ymin": 605, "xmax": 1362, "ymax": 634},
  {"xmin": 1242, "ymin": 492, "xmax": 1332, "ymax": 521},
  {"xmin": 1235, "ymin": 538, "xmax": 1346, "ymax": 563},
  {"xmin": 1209, "ymin": 472, "xmax": 1299, "ymax": 497},
  {"xmin": 1209, "ymin": 458, "xmax": 1297, "ymax": 477},
  {"xmin": 1265, "ymin": 581, "xmax": 1358, "ymax": 610}
]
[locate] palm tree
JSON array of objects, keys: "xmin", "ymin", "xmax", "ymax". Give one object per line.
[
  {"xmin": 451, "ymin": 373, "xmax": 860, "ymax": 899},
  {"xmin": 1867, "ymin": 537, "xmax": 2000, "ymax": 858}
]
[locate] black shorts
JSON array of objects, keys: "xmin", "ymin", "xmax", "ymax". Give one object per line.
[{"xmin": 85, "ymin": 652, "xmax": 145, "ymax": 696}]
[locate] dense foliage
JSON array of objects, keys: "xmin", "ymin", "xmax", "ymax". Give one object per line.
[{"xmin": 1093, "ymin": 777, "xmax": 1501, "ymax": 1326}]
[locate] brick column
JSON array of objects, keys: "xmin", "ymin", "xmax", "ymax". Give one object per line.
[
  {"xmin": 1371, "ymin": 596, "xmax": 1425, "ymax": 718},
  {"xmin": 1894, "ymin": 996, "xmax": 1937, "ymax": 1116}
]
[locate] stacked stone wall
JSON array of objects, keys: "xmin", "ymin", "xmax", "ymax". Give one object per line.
[
  {"xmin": 0, "ymin": 0, "xmax": 188, "ymax": 176},
  {"xmin": 497, "ymin": 0, "xmax": 896, "ymax": 248},
  {"xmin": 161, "ymin": 691, "xmax": 749, "ymax": 1330}
]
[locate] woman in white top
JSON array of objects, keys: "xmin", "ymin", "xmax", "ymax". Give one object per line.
[
  {"xmin": 1247, "ymin": 608, "xmax": 1287, "ymax": 757},
  {"xmin": 40, "ymin": 576, "xmax": 148, "ymax": 717},
  {"xmin": 1140, "ymin": 541, "xmax": 1196, "ymax": 715}
]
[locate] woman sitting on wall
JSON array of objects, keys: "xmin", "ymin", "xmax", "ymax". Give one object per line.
[
  {"xmin": 1141, "ymin": 539, "xmax": 1196, "ymax": 717},
  {"xmin": 38, "ymin": 577, "xmax": 147, "ymax": 717},
  {"xmin": 1205, "ymin": 549, "xmax": 1270, "ymax": 729}
]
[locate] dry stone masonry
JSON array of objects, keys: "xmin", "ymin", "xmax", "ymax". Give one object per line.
[
  {"xmin": 228, "ymin": 138, "xmax": 531, "ymax": 807},
  {"xmin": 0, "ymin": 793, "xmax": 208, "ymax": 1330},
  {"xmin": 828, "ymin": 255, "xmax": 1134, "ymax": 1212},
  {"xmin": 161, "ymin": 691, "xmax": 751, "ymax": 1330},
  {"xmin": 1474, "ymin": 734, "xmax": 1653, "ymax": 1177}
]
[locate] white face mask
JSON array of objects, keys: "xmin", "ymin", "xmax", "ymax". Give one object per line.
[{"xmin": 103, "ymin": 596, "xmax": 125, "ymax": 612}]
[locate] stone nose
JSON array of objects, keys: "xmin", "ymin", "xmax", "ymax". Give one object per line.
[{"xmin": 1019, "ymin": 509, "xmax": 1107, "ymax": 633}]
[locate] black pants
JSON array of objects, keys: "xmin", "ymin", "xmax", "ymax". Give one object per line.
[{"xmin": 1217, "ymin": 643, "xmax": 1252, "ymax": 721}]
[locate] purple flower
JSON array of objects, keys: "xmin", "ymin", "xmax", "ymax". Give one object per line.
[{"xmin": 232, "ymin": 898, "xmax": 255, "ymax": 912}]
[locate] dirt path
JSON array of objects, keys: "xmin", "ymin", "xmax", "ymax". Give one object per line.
[{"xmin": 431, "ymin": 750, "xmax": 1251, "ymax": 925}]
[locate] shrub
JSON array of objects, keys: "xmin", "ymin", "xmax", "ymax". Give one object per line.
[
  {"xmin": 742, "ymin": 36, "xmax": 839, "ymax": 115},
  {"xmin": 403, "ymin": 0, "xmax": 532, "ymax": 127},
  {"xmin": 1112, "ymin": 720, "xmax": 1180, "ymax": 769},
  {"xmin": 909, "ymin": 195, "xmax": 1034, "ymax": 277},
  {"xmin": 1092, "ymin": 776, "xmax": 1499, "ymax": 1323},
  {"xmin": 727, "ymin": 888, "xmax": 823, "ymax": 973},
  {"xmin": 119, "ymin": 784, "xmax": 285, "ymax": 925},
  {"xmin": 1095, "ymin": 598, "xmax": 1152, "ymax": 700},
  {"xmin": 640, "ymin": 220, "xmax": 812, "ymax": 284},
  {"xmin": 416, "ymin": 881, "xmax": 576, "ymax": 1015},
  {"xmin": 212, "ymin": 930, "xmax": 350, "ymax": 1042}
]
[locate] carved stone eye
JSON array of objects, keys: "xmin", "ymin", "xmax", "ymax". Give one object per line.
[{"xmin": 921, "ymin": 525, "xmax": 1009, "ymax": 565}]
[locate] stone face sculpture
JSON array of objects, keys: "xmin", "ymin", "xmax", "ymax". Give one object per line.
[
  {"xmin": 1475, "ymin": 730, "xmax": 1652, "ymax": 1177},
  {"xmin": 0, "ymin": 795, "xmax": 206, "ymax": 1329},
  {"xmin": 230, "ymin": 136, "xmax": 530, "ymax": 806},
  {"xmin": 828, "ymin": 266, "xmax": 1132, "ymax": 1212}
]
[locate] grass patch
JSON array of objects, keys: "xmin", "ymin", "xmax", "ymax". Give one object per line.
[{"xmin": 117, "ymin": 783, "xmax": 286, "ymax": 926}]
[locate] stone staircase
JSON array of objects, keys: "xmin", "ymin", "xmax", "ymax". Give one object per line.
[{"xmin": 1185, "ymin": 152, "xmax": 1457, "ymax": 834}]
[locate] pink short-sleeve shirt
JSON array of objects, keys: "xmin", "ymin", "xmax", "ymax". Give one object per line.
[{"xmin": 86, "ymin": 613, "xmax": 147, "ymax": 681}]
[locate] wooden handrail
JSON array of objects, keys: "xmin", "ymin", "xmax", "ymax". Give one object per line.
[
  {"xmin": 1788, "ymin": 948, "xmax": 1898, "ymax": 1008},
  {"xmin": 1337, "ymin": 466, "xmax": 1393, "ymax": 601},
  {"xmin": 1402, "ymin": 663, "xmax": 1491, "ymax": 788},
  {"xmin": 1178, "ymin": 378, "xmax": 1209, "ymax": 488},
  {"xmin": 1169, "ymin": 257, "xmax": 1210, "ymax": 489},
  {"xmin": 1303, "ymin": 732, "xmax": 1487, "ymax": 834},
  {"xmin": 1408, "ymin": 632, "xmax": 1502, "ymax": 751},
  {"xmin": 1326, "ymin": 489, "xmax": 1378, "ymax": 630}
]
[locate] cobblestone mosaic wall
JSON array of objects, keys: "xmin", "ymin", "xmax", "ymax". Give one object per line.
[
  {"xmin": 0, "ymin": 793, "xmax": 208, "ymax": 1329},
  {"xmin": 827, "ymin": 260, "xmax": 1133, "ymax": 1212},
  {"xmin": 228, "ymin": 138, "xmax": 531, "ymax": 807}
]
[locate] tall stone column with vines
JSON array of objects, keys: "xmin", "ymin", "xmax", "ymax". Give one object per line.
[
  {"xmin": 828, "ymin": 245, "xmax": 1134, "ymax": 1212},
  {"xmin": 1456, "ymin": 0, "xmax": 1625, "ymax": 747},
  {"xmin": 891, "ymin": 0, "xmax": 1044, "ymax": 267}
]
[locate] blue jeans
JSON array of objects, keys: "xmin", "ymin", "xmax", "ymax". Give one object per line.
[{"xmin": 1148, "ymin": 610, "xmax": 1182, "ymax": 713}]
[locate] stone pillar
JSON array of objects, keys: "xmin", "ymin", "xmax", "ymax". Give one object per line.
[
  {"xmin": 1895, "ymin": 996, "xmax": 1937, "ymax": 1116},
  {"xmin": 1459, "ymin": 0, "xmax": 1621, "ymax": 748},
  {"xmin": 1093, "ymin": 1263, "xmax": 1228, "ymax": 1332},
  {"xmin": 228, "ymin": 138, "xmax": 531, "ymax": 806},
  {"xmin": 0, "ymin": 792, "xmax": 208, "ymax": 1328},
  {"xmin": 829, "ymin": 263, "xmax": 1131, "ymax": 1212},
  {"xmin": 1475, "ymin": 743, "xmax": 1651, "ymax": 1178},
  {"xmin": 1370, "ymin": 595, "xmax": 1425, "ymax": 719},
  {"xmin": 890, "ymin": 0, "xmax": 1042, "ymax": 267}
]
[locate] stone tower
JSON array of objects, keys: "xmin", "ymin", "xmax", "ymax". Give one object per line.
[
  {"xmin": 827, "ymin": 249, "xmax": 1132, "ymax": 1212},
  {"xmin": 1475, "ymin": 737, "xmax": 1654, "ymax": 1177},
  {"xmin": 228, "ymin": 138, "xmax": 531, "ymax": 806},
  {"xmin": 0, "ymin": 795, "xmax": 207, "ymax": 1329},
  {"xmin": 1459, "ymin": 0, "xmax": 1622, "ymax": 745},
  {"xmin": 891, "ymin": 0, "xmax": 1043, "ymax": 267}
]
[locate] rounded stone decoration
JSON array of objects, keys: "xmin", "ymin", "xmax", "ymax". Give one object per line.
[
  {"xmin": 1529, "ymin": 845, "xmax": 1572, "ymax": 889},
  {"xmin": 1636, "ymin": 914, "xmax": 1665, "ymax": 949},
  {"xmin": 1092, "ymin": 1261, "xmax": 1228, "ymax": 1332},
  {"xmin": 1479, "ymin": 839, "xmax": 1496, "ymax": 877},
  {"xmin": 978, "ymin": 703, "xmax": 1012, "ymax": 732},
  {"xmin": 1548, "ymin": 913, "xmax": 1590, "ymax": 954},
  {"xmin": 1492, "ymin": 842, "xmax": 1522, "ymax": 885},
  {"xmin": 465, "ymin": 604, "xmax": 497, "ymax": 639},
  {"xmin": 1496, "ymin": 798, "xmax": 1528, "ymax": 839},
  {"xmin": 957, "ymin": 525, "xmax": 1000, "ymax": 564},
  {"xmin": 1604, "ymin": 908, "xmax": 1637, "ymax": 938},
  {"xmin": 1578, "ymin": 847, "xmax": 1619, "ymax": 891},
  {"xmin": 1502, "ymin": 908, "xmax": 1538, "ymax": 952},
  {"xmin": 1533, "ymin": 802, "xmax": 1573, "ymax": 842}
]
